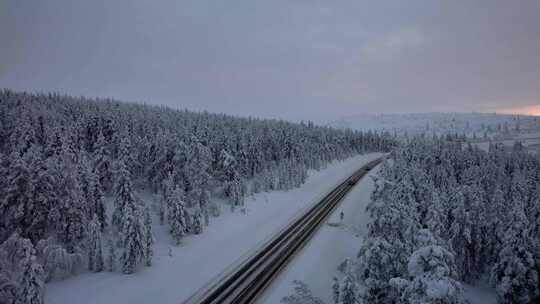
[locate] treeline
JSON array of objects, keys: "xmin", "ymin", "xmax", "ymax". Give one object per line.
[
  {"xmin": 0, "ymin": 90, "xmax": 395, "ymax": 304},
  {"xmin": 333, "ymin": 137, "xmax": 540, "ymax": 304}
]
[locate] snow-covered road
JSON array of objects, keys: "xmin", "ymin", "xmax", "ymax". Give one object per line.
[
  {"xmin": 260, "ymin": 163, "xmax": 380, "ymax": 304},
  {"xmin": 46, "ymin": 153, "xmax": 383, "ymax": 304}
]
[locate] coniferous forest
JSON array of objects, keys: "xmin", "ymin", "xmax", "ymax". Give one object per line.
[
  {"xmin": 331, "ymin": 137, "xmax": 540, "ymax": 304},
  {"xmin": 0, "ymin": 90, "xmax": 395, "ymax": 303}
]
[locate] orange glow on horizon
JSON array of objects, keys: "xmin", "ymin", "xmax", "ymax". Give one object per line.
[{"xmin": 496, "ymin": 105, "xmax": 540, "ymax": 116}]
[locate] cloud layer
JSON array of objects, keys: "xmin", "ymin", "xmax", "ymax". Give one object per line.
[{"xmin": 1, "ymin": 0, "xmax": 539, "ymax": 120}]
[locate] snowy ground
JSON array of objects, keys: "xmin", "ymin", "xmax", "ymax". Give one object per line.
[
  {"xmin": 45, "ymin": 153, "xmax": 383, "ymax": 304},
  {"xmin": 260, "ymin": 163, "xmax": 381, "ymax": 304}
]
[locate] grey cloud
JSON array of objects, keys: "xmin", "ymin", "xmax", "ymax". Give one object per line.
[{"xmin": 1, "ymin": 0, "xmax": 539, "ymax": 120}]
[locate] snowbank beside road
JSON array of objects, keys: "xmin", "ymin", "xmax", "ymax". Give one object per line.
[
  {"xmin": 46, "ymin": 153, "xmax": 383, "ymax": 304},
  {"xmin": 261, "ymin": 163, "xmax": 381, "ymax": 304}
]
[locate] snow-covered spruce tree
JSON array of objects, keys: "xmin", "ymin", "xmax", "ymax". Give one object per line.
[
  {"xmin": 143, "ymin": 207, "xmax": 153, "ymax": 267},
  {"xmin": 113, "ymin": 140, "xmax": 149, "ymax": 274},
  {"xmin": 220, "ymin": 149, "xmax": 245, "ymax": 210},
  {"xmin": 332, "ymin": 276, "xmax": 340, "ymax": 304},
  {"xmin": 120, "ymin": 204, "xmax": 146, "ymax": 274},
  {"xmin": 355, "ymin": 237, "xmax": 406, "ymax": 303},
  {"xmin": 107, "ymin": 238, "xmax": 117, "ymax": 272},
  {"xmin": 56, "ymin": 157, "xmax": 88, "ymax": 255},
  {"xmin": 27, "ymin": 150, "xmax": 58, "ymax": 244},
  {"xmin": 190, "ymin": 207, "xmax": 204, "ymax": 235},
  {"xmin": 227, "ymin": 176, "xmax": 244, "ymax": 211},
  {"xmin": 112, "ymin": 148, "xmax": 136, "ymax": 232},
  {"xmin": 159, "ymin": 195, "xmax": 166, "ymax": 226},
  {"xmin": 168, "ymin": 185, "xmax": 187, "ymax": 245},
  {"xmin": 93, "ymin": 130, "xmax": 113, "ymax": 192},
  {"xmin": 337, "ymin": 271, "xmax": 358, "ymax": 304},
  {"xmin": 490, "ymin": 199, "xmax": 539, "ymax": 304},
  {"xmin": 184, "ymin": 138, "xmax": 212, "ymax": 223},
  {"xmin": 390, "ymin": 229, "xmax": 467, "ymax": 304},
  {"xmin": 160, "ymin": 172, "xmax": 175, "ymax": 225},
  {"xmin": 199, "ymin": 189, "xmax": 211, "ymax": 226},
  {"xmin": 352, "ymin": 157, "xmax": 425, "ymax": 303},
  {"xmin": 84, "ymin": 161, "xmax": 107, "ymax": 232},
  {"xmin": 87, "ymin": 215, "xmax": 104, "ymax": 272},
  {"xmin": 1, "ymin": 150, "xmax": 35, "ymax": 242},
  {"xmin": 448, "ymin": 189, "xmax": 477, "ymax": 281},
  {"xmin": 15, "ymin": 238, "xmax": 44, "ymax": 304},
  {"xmin": 0, "ymin": 233, "xmax": 25, "ymax": 304}
]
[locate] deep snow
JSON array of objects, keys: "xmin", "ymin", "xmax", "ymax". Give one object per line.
[{"xmin": 45, "ymin": 153, "xmax": 383, "ymax": 304}]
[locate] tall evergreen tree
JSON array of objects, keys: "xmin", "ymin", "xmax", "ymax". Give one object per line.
[
  {"xmin": 112, "ymin": 156, "xmax": 136, "ymax": 232},
  {"xmin": 168, "ymin": 185, "xmax": 187, "ymax": 245},
  {"xmin": 15, "ymin": 238, "xmax": 44, "ymax": 304},
  {"xmin": 120, "ymin": 205, "xmax": 145, "ymax": 274},
  {"xmin": 490, "ymin": 200, "xmax": 539, "ymax": 304},
  {"xmin": 143, "ymin": 207, "xmax": 153, "ymax": 267},
  {"xmin": 107, "ymin": 239, "xmax": 116, "ymax": 272},
  {"xmin": 92, "ymin": 131, "xmax": 112, "ymax": 192},
  {"xmin": 87, "ymin": 215, "xmax": 104, "ymax": 272}
]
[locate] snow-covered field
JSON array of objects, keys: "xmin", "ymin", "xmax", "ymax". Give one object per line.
[
  {"xmin": 261, "ymin": 163, "xmax": 381, "ymax": 304},
  {"xmin": 45, "ymin": 153, "xmax": 383, "ymax": 304},
  {"xmin": 473, "ymin": 130, "xmax": 540, "ymax": 153}
]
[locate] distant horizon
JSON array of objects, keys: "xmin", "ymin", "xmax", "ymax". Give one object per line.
[{"xmin": 3, "ymin": 87, "xmax": 539, "ymax": 124}]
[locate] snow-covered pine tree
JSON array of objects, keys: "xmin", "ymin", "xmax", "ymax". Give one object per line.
[
  {"xmin": 228, "ymin": 177, "xmax": 244, "ymax": 211},
  {"xmin": 87, "ymin": 215, "xmax": 104, "ymax": 272},
  {"xmin": 338, "ymin": 272, "xmax": 357, "ymax": 304},
  {"xmin": 0, "ymin": 233, "xmax": 24, "ymax": 303},
  {"xmin": 143, "ymin": 207, "xmax": 153, "ymax": 267},
  {"xmin": 27, "ymin": 150, "xmax": 57, "ymax": 244},
  {"xmin": 168, "ymin": 185, "xmax": 187, "ymax": 245},
  {"xmin": 93, "ymin": 131, "xmax": 112, "ymax": 192},
  {"xmin": 220, "ymin": 149, "xmax": 245, "ymax": 210},
  {"xmin": 490, "ymin": 199, "xmax": 539, "ymax": 304},
  {"xmin": 448, "ymin": 189, "xmax": 476, "ymax": 281},
  {"xmin": 1, "ymin": 150, "xmax": 34, "ymax": 242},
  {"xmin": 191, "ymin": 208, "xmax": 203, "ymax": 235},
  {"xmin": 112, "ymin": 152, "xmax": 136, "ymax": 232},
  {"xmin": 107, "ymin": 239, "xmax": 116, "ymax": 272},
  {"xmin": 199, "ymin": 189, "xmax": 211, "ymax": 226},
  {"xmin": 159, "ymin": 195, "xmax": 166, "ymax": 226},
  {"xmin": 332, "ymin": 276, "xmax": 340, "ymax": 304},
  {"xmin": 390, "ymin": 229, "xmax": 467, "ymax": 304},
  {"xmin": 90, "ymin": 168, "xmax": 107, "ymax": 232},
  {"xmin": 120, "ymin": 204, "xmax": 146, "ymax": 274},
  {"xmin": 15, "ymin": 238, "xmax": 44, "ymax": 304},
  {"xmin": 56, "ymin": 158, "xmax": 88, "ymax": 254}
]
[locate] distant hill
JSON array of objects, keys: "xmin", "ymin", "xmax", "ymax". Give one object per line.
[{"xmin": 327, "ymin": 112, "xmax": 540, "ymax": 139}]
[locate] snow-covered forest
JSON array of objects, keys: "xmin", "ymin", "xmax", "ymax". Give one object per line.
[
  {"xmin": 332, "ymin": 137, "xmax": 540, "ymax": 304},
  {"xmin": 0, "ymin": 90, "xmax": 395, "ymax": 304}
]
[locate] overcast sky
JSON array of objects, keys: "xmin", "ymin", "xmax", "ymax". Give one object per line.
[{"xmin": 1, "ymin": 1, "xmax": 540, "ymax": 120}]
